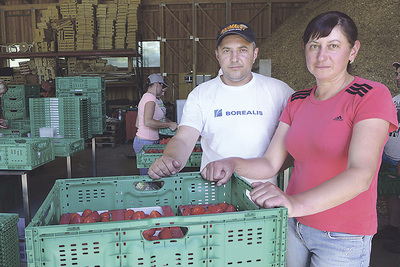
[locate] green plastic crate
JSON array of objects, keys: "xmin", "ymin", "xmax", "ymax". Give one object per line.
[
  {"xmin": 53, "ymin": 138, "xmax": 84, "ymax": 157},
  {"xmin": 0, "ymin": 213, "xmax": 20, "ymax": 267},
  {"xmin": 0, "ymin": 128, "xmax": 29, "ymax": 137},
  {"xmin": 91, "ymin": 116, "xmax": 106, "ymax": 134},
  {"xmin": 29, "ymin": 97, "xmax": 92, "ymax": 139},
  {"xmin": 8, "ymin": 119, "xmax": 31, "ymax": 131},
  {"xmin": 2, "ymin": 109, "xmax": 28, "ymax": 120},
  {"xmin": 2, "ymin": 96, "xmax": 26, "ymax": 109},
  {"xmin": 57, "ymin": 90, "xmax": 106, "ymax": 105},
  {"xmin": 4, "ymin": 85, "xmax": 40, "ymax": 98},
  {"xmin": 0, "ymin": 137, "xmax": 55, "ymax": 170},
  {"xmin": 159, "ymin": 128, "xmax": 177, "ymax": 136},
  {"xmin": 25, "ymin": 173, "xmax": 287, "ymax": 267},
  {"xmin": 137, "ymin": 144, "xmax": 202, "ymax": 168},
  {"xmin": 55, "ymin": 76, "xmax": 105, "ymax": 91},
  {"xmin": 377, "ymin": 171, "xmax": 400, "ymax": 195}
]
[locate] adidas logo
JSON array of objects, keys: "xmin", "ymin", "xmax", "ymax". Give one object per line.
[{"xmin": 333, "ymin": 115, "xmax": 343, "ymax": 121}]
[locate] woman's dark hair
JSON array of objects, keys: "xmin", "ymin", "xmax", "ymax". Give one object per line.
[
  {"xmin": 144, "ymin": 77, "xmax": 151, "ymax": 91},
  {"xmin": 303, "ymin": 11, "xmax": 358, "ymax": 71},
  {"xmin": 302, "ymin": 11, "xmax": 358, "ymax": 46}
]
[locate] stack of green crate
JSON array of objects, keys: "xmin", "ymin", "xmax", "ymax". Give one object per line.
[
  {"xmin": 1, "ymin": 85, "xmax": 40, "ymax": 121},
  {"xmin": 29, "ymin": 97, "xmax": 91, "ymax": 140},
  {"xmin": 0, "ymin": 213, "xmax": 20, "ymax": 267},
  {"xmin": 56, "ymin": 76, "xmax": 106, "ymax": 135},
  {"xmin": 29, "ymin": 97, "xmax": 89, "ymax": 157}
]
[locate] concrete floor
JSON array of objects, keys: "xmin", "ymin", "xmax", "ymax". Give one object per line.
[{"xmin": 1, "ymin": 141, "xmax": 399, "ymax": 266}]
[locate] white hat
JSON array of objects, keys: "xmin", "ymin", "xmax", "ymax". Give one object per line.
[
  {"xmin": 148, "ymin": 74, "xmax": 168, "ymax": 88},
  {"xmin": 393, "ymin": 62, "xmax": 400, "ymax": 68}
]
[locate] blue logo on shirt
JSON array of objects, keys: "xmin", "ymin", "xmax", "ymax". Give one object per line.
[
  {"xmin": 214, "ymin": 109, "xmax": 223, "ymax": 117},
  {"xmin": 214, "ymin": 109, "xmax": 263, "ymax": 117}
]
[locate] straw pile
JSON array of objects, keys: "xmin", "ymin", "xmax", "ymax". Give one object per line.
[{"xmin": 258, "ymin": 0, "xmax": 400, "ymax": 95}]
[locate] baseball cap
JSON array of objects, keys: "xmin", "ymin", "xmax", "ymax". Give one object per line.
[
  {"xmin": 393, "ymin": 62, "xmax": 400, "ymax": 68},
  {"xmin": 216, "ymin": 21, "xmax": 256, "ymax": 46},
  {"xmin": 148, "ymin": 73, "xmax": 168, "ymax": 88}
]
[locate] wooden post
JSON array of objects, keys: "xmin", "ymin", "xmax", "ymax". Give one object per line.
[
  {"xmin": 0, "ymin": 9, "xmax": 6, "ymax": 43},
  {"xmin": 192, "ymin": 1, "xmax": 197, "ymax": 90},
  {"xmin": 30, "ymin": 8, "xmax": 36, "ymax": 42}
]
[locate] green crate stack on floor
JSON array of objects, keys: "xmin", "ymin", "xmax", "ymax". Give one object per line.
[
  {"xmin": 1, "ymin": 85, "xmax": 40, "ymax": 121},
  {"xmin": 55, "ymin": 76, "xmax": 106, "ymax": 135},
  {"xmin": 0, "ymin": 213, "xmax": 20, "ymax": 267},
  {"xmin": 29, "ymin": 97, "xmax": 90, "ymax": 157}
]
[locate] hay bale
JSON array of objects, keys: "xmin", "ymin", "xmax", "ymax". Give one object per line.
[{"xmin": 258, "ymin": 0, "xmax": 400, "ymax": 95}]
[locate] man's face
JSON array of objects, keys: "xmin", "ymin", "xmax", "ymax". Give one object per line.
[
  {"xmin": 396, "ymin": 66, "xmax": 400, "ymax": 88},
  {"xmin": 215, "ymin": 34, "xmax": 258, "ymax": 86}
]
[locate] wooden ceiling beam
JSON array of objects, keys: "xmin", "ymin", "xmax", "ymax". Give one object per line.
[
  {"xmin": 141, "ymin": 0, "xmax": 308, "ymax": 4},
  {"xmin": 0, "ymin": 3, "xmax": 58, "ymax": 11}
]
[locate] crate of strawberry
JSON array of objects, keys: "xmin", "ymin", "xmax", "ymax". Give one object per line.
[{"xmin": 137, "ymin": 143, "xmax": 202, "ymax": 168}]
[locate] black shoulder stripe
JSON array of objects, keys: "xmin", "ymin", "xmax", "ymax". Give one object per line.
[
  {"xmin": 345, "ymin": 83, "xmax": 373, "ymax": 97},
  {"xmin": 291, "ymin": 89, "xmax": 312, "ymax": 102}
]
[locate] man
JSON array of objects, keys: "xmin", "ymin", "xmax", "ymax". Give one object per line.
[
  {"xmin": 377, "ymin": 61, "xmax": 400, "ymax": 253},
  {"xmin": 148, "ymin": 21, "xmax": 294, "ymax": 185}
]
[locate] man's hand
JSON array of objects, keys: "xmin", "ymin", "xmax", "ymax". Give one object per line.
[
  {"xmin": 148, "ymin": 155, "xmax": 182, "ymax": 179},
  {"xmin": 201, "ymin": 158, "xmax": 235, "ymax": 186}
]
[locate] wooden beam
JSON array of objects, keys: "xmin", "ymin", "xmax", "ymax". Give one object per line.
[
  {"xmin": 165, "ymin": 40, "xmax": 191, "ymax": 70},
  {"xmin": 0, "ymin": 3, "xmax": 58, "ymax": 11},
  {"xmin": 197, "ymin": 4, "xmax": 220, "ymax": 31},
  {"xmin": 31, "ymin": 8, "xmax": 36, "ymax": 41},
  {"xmin": 164, "ymin": 4, "xmax": 192, "ymax": 37},
  {"xmin": 141, "ymin": 0, "xmax": 309, "ymax": 4},
  {"xmin": 0, "ymin": 9, "xmax": 6, "ymax": 44},
  {"xmin": 192, "ymin": 0, "xmax": 196, "ymax": 88},
  {"xmin": 247, "ymin": 2, "xmax": 270, "ymax": 24}
]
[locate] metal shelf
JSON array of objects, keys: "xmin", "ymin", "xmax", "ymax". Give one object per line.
[{"xmin": 0, "ymin": 49, "xmax": 137, "ymax": 59}]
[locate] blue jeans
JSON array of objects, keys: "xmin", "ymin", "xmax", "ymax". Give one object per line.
[
  {"xmin": 382, "ymin": 151, "xmax": 399, "ymax": 172},
  {"xmin": 287, "ymin": 217, "xmax": 372, "ymax": 267},
  {"xmin": 133, "ymin": 137, "xmax": 159, "ymax": 175}
]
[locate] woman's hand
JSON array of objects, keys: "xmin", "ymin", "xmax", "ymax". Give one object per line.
[
  {"xmin": 201, "ymin": 158, "xmax": 236, "ymax": 186},
  {"xmin": 250, "ymin": 182, "xmax": 294, "ymax": 216},
  {"xmin": 168, "ymin": 122, "xmax": 178, "ymax": 131}
]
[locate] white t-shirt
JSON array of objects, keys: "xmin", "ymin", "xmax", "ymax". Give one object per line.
[
  {"xmin": 180, "ymin": 72, "xmax": 294, "ymax": 184},
  {"xmin": 384, "ymin": 94, "xmax": 400, "ymax": 161}
]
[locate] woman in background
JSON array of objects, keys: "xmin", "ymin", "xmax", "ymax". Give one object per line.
[{"xmin": 133, "ymin": 74, "xmax": 178, "ymax": 175}]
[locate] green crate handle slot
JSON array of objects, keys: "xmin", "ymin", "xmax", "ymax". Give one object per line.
[{"xmin": 71, "ymin": 141, "xmax": 81, "ymax": 148}]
